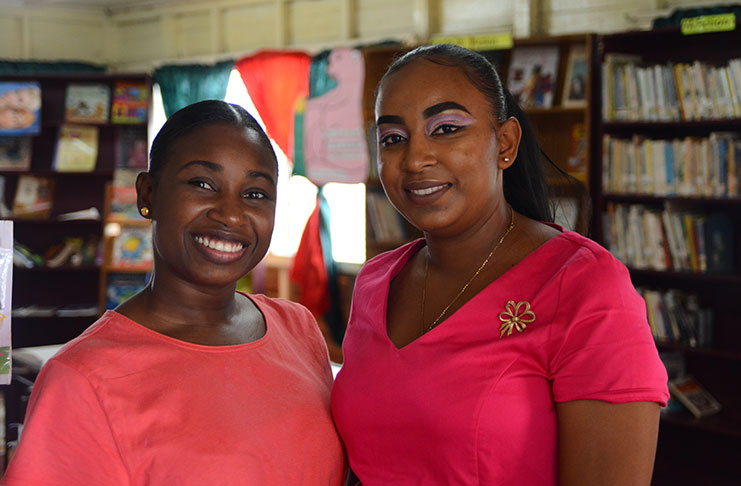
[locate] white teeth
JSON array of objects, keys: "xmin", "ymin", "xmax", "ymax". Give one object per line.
[
  {"xmin": 410, "ymin": 184, "xmax": 447, "ymax": 196},
  {"xmin": 195, "ymin": 236, "xmax": 244, "ymax": 253}
]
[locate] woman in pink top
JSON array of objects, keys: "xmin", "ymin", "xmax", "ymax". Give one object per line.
[
  {"xmin": 3, "ymin": 100, "xmax": 346, "ymax": 485},
  {"xmin": 331, "ymin": 44, "xmax": 669, "ymax": 485}
]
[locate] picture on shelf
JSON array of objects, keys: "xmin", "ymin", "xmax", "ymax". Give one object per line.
[
  {"xmin": 105, "ymin": 272, "xmax": 149, "ymax": 310},
  {"xmin": 12, "ymin": 174, "xmax": 54, "ymax": 219},
  {"xmin": 64, "ymin": 83, "xmax": 110, "ymax": 123},
  {"xmin": 108, "ymin": 186, "xmax": 141, "ymax": 221},
  {"xmin": 506, "ymin": 45, "xmax": 559, "ymax": 109},
  {"xmin": 111, "ymin": 81, "xmax": 149, "ymax": 124},
  {"xmin": 0, "ymin": 81, "xmax": 41, "ymax": 135},
  {"xmin": 0, "ymin": 136, "xmax": 32, "ymax": 171},
  {"xmin": 668, "ymin": 375, "xmax": 722, "ymax": 418},
  {"xmin": 111, "ymin": 225, "xmax": 152, "ymax": 269},
  {"xmin": 54, "ymin": 124, "xmax": 99, "ymax": 172},
  {"xmin": 116, "ymin": 127, "xmax": 148, "ymax": 169},
  {"xmin": 562, "ymin": 45, "xmax": 587, "ymax": 107}
]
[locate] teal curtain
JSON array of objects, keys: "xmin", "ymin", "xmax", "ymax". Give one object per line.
[
  {"xmin": 0, "ymin": 61, "xmax": 105, "ymax": 74},
  {"xmin": 153, "ymin": 60, "xmax": 234, "ymax": 118}
]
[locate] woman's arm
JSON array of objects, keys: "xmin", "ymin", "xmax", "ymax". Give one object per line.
[{"xmin": 556, "ymin": 400, "xmax": 660, "ymax": 486}]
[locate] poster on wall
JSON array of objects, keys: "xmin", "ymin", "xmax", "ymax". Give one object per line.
[
  {"xmin": 303, "ymin": 47, "xmax": 369, "ymax": 186},
  {"xmin": 0, "ymin": 220, "xmax": 13, "ymax": 384},
  {"xmin": 0, "ymin": 82, "xmax": 41, "ymax": 136}
]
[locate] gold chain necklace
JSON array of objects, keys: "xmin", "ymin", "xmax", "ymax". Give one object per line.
[{"xmin": 421, "ymin": 206, "xmax": 515, "ymax": 333}]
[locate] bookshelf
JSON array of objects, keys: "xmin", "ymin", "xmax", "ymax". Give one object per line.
[
  {"xmin": 0, "ymin": 72, "xmax": 151, "ymax": 348},
  {"xmin": 593, "ymin": 24, "xmax": 741, "ymax": 484}
]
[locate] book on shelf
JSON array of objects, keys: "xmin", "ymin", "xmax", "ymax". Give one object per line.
[
  {"xmin": 108, "ymin": 186, "xmax": 140, "ymax": 221},
  {"xmin": 506, "ymin": 45, "xmax": 559, "ymax": 109},
  {"xmin": 602, "ymin": 133, "xmax": 741, "ymax": 198},
  {"xmin": 53, "ymin": 124, "xmax": 99, "ymax": 172},
  {"xmin": 366, "ymin": 192, "xmax": 406, "ymax": 242},
  {"xmin": 604, "ymin": 203, "xmax": 734, "ymax": 275},
  {"xmin": 104, "ymin": 272, "xmax": 149, "ymax": 310},
  {"xmin": 603, "ymin": 55, "xmax": 741, "ymax": 122},
  {"xmin": 110, "ymin": 81, "xmax": 149, "ymax": 124},
  {"xmin": 566, "ymin": 122, "xmax": 587, "ymax": 177},
  {"xmin": 111, "ymin": 225, "xmax": 152, "ymax": 269},
  {"xmin": 64, "ymin": 83, "xmax": 110, "ymax": 124},
  {"xmin": 116, "ymin": 127, "xmax": 148, "ymax": 169},
  {"xmin": 12, "ymin": 174, "xmax": 54, "ymax": 219},
  {"xmin": 668, "ymin": 375, "xmax": 722, "ymax": 419},
  {"xmin": 0, "ymin": 81, "xmax": 41, "ymax": 135},
  {"xmin": 0, "ymin": 136, "xmax": 32, "ymax": 171}
]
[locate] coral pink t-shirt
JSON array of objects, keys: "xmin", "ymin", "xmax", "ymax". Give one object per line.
[
  {"xmin": 3, "ymin": 294, "xmax": 346, "ymax": 486},
  {"xmin": 332, "ymin": 231, "xmax": 669, "ymax": 485}
]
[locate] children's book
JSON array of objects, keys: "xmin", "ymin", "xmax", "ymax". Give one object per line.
[
  {"xmin": 108, "ymin": 186, "xmax": 140, "ymax": 221},
  {"xmin": 111, "ymin": 225, "xmax": 152, "ymax": 269},
  {"xmin": 110, "ymin": 81, "xmax": 149, "ymax": 124},
  {"xmin": 105, "ymin": 272, "xmax": 149, "ymax": 310},
  {"xmin": 53, "ymin": 124, "xmax": 99, "ymax": 172},
  {"xmin": 0, "ymin": 81, "xmax": 41, "ymax": 135},
  {"xmin": 668, "ymin": 375, "xmax": 722, "ymax": 418},
  {"xmin": 116, "ymin": 127, "xmax": 148, "ymax": 169},
  {"xmin": 64, "ymin": 83, "xmax": 110, "ymax": 123},
  {"xmin": 507, "ymin": 46, "xmax": 560, "ymax": 109},
  {"xmin": 0, "ymin": 136, "xmax": 32, "ymax": 171},
  {"xmin": 12, "ymin": 174, "xmax": 54, "ymax": 219}
]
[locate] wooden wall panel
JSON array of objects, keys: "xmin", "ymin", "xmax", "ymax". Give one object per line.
[
  {"xmin": 222, "ymin": 3, "xmax": 279, "ymax": 53},
  {"xmin": 434, "ymin": 0, "xmax": 512, "ymax": 35},
  {"xmin": 289, "ymin": 0, "xmax": 344, "ymax": 45},
  {"xmin": 113, "ymin": 16, "xmax": 166, "ymax": 65},
  {"xmin": 174, "ymin": 10, "xmax": 213, "ymax": 57},
  {"xmin": 0, "ymin": 16, "xmax": 23, "ymax": 59},
  {"xmin": 28, "ymin": 15, "xmax": 107, "ymax": 61},
  {"xmin": 356, "ymin": 0, "xmax": 416, "ymax": 38}
]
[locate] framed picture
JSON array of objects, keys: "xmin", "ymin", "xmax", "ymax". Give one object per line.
[
  {"xmin": 506, "ymin": 45, "xmax": 559, "ymax": 109},
  {"xmin": 562, "ymin": 46, "xmax": 588, "ymax": 107}
]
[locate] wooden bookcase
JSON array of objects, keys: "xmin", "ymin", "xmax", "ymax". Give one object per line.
[
  {"xmin": 593, "ymin": 25, "xmax": 741, "ymax": 484},
  {"xmin": 0, "ymin": 72, "xmax": 151, "ymax": 348}
]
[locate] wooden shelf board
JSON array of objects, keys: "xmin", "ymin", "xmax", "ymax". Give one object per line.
[
  {"xmin": 629, "ymin": 268, "xmax": 741, "ymax": 285},
  {"xmin": 603, "ymin": 193, "xmax": 741, "ymax": 206}
]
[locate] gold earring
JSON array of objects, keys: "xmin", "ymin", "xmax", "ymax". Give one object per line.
[{"xmin": 140, "ymin": 207, "xmax": 149, "ymax": 217}]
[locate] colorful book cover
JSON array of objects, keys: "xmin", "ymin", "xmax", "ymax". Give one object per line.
[
  {"xmin": 116, "ymin": 127, "xmax": 148, "ymax": 169},
  {"xmin": 12, "ymin": 174, "xmax": 54, "ymax": 219},
  {"xmin": 54, "ymin": 124, "xmax": 99, "ymax": 172},
  {"xmin": 0, "ymin": 81, "xmax": 41, "ymax": 135},
  {"xmin": 105, "ymin": 272, "xmax": 149, "ymax": 310},
  {"xmin": 110, "ymin": 81, "xmax": 149, "ymax": 124},
  {"xmin": 0, "ymin": 136, "xmax": 32, "ymax": 171},
  {"xmin": 64, "ymin": 83, "xmax": 110, "ymax": 123},
  {"xmin": 108, "ymin": 186, "xmax": 140, "ymax": 221},
  {"xmin": 111, "ymin": 225, "xmax": 152, "ymax": 269},
  {"xmin": 507, "ymin": 46, "xmax": 559, "ymax": 109}
]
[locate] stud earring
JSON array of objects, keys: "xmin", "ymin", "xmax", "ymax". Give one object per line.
[
  {"xmin": 503, "ymin": 157, "xmax": 510, "ymax": 162},
  {"xmin": 140, "ymin": 207, "xmax": 150, "ymax": 217}
]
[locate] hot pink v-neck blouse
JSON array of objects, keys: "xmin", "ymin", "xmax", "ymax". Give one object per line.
[{"xmin": 331, "ymin": 231, "xmax": 669, "ymax": 485}]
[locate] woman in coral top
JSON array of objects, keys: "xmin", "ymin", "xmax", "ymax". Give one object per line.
[
  {"xmin": 331, "ymin": 44, "xmax": 669, "ymax": 485},
  {"xmin": 3, "ymin": 100, "xmax": 346, "ymax": 485}
]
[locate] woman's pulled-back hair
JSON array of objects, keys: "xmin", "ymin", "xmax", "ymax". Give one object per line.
[
  {"xmin": 380, "ymin": 44, "xmax": 554, "ymax": 223},
  {"xmin": 148, "ymin": 99, "xmax": 277, "ymax": 180}
]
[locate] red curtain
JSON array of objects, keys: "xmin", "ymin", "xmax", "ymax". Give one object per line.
[
  {"xmin": 290, "ymin": 200, "xmax": 330, "ymax": 317},
  {"xmin": 235, "ymin": 50, "xmax": 311, "ymax": 159}
]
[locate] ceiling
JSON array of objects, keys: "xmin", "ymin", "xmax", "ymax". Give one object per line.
[{"xmin": 2, "ymin": 0, "xmax": 184, "ymax": 13}]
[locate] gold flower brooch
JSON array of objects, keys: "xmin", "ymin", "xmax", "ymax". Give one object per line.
[{"xmin": 498, "ymin": 301, "xmax": 535, "ymax": 338}]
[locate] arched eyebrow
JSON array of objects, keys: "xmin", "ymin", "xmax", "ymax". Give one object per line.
[
  {"xmin": 376, "ymin": 101, "xmax": 472, "ymax": 127},
  {"xmin": 422, "ymin": 101, "xmax": 471, "ymax": 118}
]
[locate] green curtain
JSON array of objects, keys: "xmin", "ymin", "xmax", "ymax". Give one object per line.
[
  {"xmin": 0, "ymin": 61, "xmax": 105, "ymax": 74},
  {"xmin": 153, "ymin": 60, "xmax": 234, "ymax": 118}
]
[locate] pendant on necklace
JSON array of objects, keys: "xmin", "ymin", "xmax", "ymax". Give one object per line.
[{"xmin": 498, "ymin": 300, "xmax": 536, "ymax": 338}]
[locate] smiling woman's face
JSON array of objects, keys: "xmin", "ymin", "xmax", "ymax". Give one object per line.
[
  {"xmin": 142, "ymin": 122, "xmax": 278, "ymax": 288},
  {"xmin": 375, "ymin": 58, "xmax": 517, "ymax": 238}
]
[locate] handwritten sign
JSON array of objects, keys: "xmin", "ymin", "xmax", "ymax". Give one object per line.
[{"xmin": 681, "ymin": 13, "xmax": 736, "ymax": 35}]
